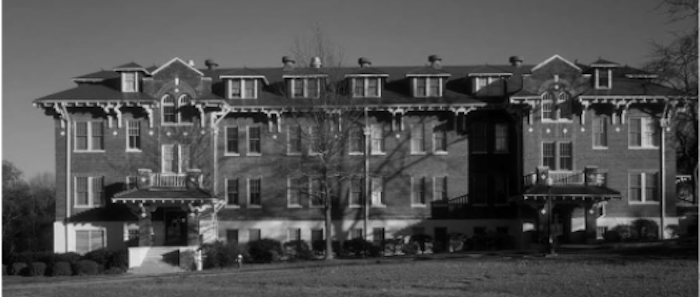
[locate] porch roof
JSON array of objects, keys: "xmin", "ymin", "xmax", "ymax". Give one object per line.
[
  {"xmin": 511, "ymin": 184, "xmax": 622, "ymax": 203},
  {"xmin": 112, "ymin": 188, "xmax": 218, "ymax": 204}
]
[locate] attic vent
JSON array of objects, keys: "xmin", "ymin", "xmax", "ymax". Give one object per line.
[
  {"xmin": 282, "ymin": 56, "xmax": 296, "ymax": 70},
  {"xmin": 428, "ymin": 55, "xmax": 442, "ymax": 69},
  {"xmin": 358, "ymin": 57, "xmax": 372, "ymax": 68},
  {"xmin": 509, "ymin": 56, "xmax": 523, "ymax": 67}
]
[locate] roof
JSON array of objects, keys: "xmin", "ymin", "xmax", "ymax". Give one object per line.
[
  {"xmin": 522, "ymin": 184, "xmax": 622, "ymax": 197},
  {"xmin": 345, "ymin": 67, "xmax": 389, "ymax": 76},
  {"xmin": 468, "ymin": 65, "xmax": 512, "ymax": 76},
  {"xmin": 580, "ymin": 77, "xmax": 682, "ymax": 97},
  {"xmin": 113, "ymin": 62, "xmax": 146, "ymax": 71},
  {"xmin": 34, "ymin": 84, "xmax": 155, "ymax": 103},
  {"xmin": 406, "ymin": 66, "xmax": 451, "ymax": 76},
  {"xmin": 590, "ymin": 58, "xmax": 620, "ymax": 67},
  {"xmin": 73, "ymin": 70, "xmax": 120, "ymax": 80}
]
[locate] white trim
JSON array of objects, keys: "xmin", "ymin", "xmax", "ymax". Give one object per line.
[
  {"xmin": 227, "ymin": 78, "xmax": 258, "ymax": 99},
  {"xmin": 351, "ymin": 77, "xmax": 382, "ymax": 98},
  {"xmin": 73, "ymin": 121, "xmax": 105, "ymax": 152},
  {"xmin": 628, "ymin": 171, "xmax": 659, "ymax": 204},
  {"xmin": 410, "ymin": 123, "xmax": 427, "ymax": 155},
  {"xmin": 219, "ymin": 75, "xmax": 269, "ymax": 85},
  {"xmin": 594, "ymin": 68, "xmax": 613, "ymax": 90},
  {"xmin": 289, "ymin": 77, "xmax": 322, "ymax": 99},
  {"xmin": 73, "ymin": 176, "xmax": 104, "ymax": 208},
  {"xmin": 125, "ymin": 120, "xmax": 142, "ymax": 152},
  {"xmin": 412, "ymin": 77, "xmax": 443, "ymax": 98},
  {"xmin": 410, "ymin": 176, "xmax": 427, "ymax": 207},
  {"xmin": 247, "ymin": 177, "xmax": 263, "ymax": 208},
  {"xmin": 121, "ymin": 72, "xmax": 138, "ymax": 93},
  {"xmin": 344, "ymin": 73, "xmax": 389, "ymax": 78},
  {"xmin": 224, "ymin": 126, "xmax": 240, "ymax": 156},
  {"xmin": 247, "ymin": 125, "xmax": 262, "ymax": 156},
  {"xmin": 531, "ymin": 54, "xmax": 582, "ymax": 72},
  {"xmin": 150, "ymin": 57, "xmax": 204, "ymax": 76},
  {"xmin": 432, "ymin": 123, "xmax": 448, "ymax": 154},
  {"xmin": 628, "ymin": 117, "xmax": 659, "ymax": 149},
  {"xmin": 405, "ymin": 73, "xmax": 451, "ymax": 77}
]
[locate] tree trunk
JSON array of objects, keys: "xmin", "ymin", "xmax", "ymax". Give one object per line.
[{"xmin": 324, "ymin": 202, "xmax": 334, "ymax": 260}]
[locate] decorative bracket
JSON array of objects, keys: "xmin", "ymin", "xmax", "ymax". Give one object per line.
[
  {"xmin": 143, "ymin": 105, "xmax": 154, "ymax": 128},
  {"xmin": 390, "ymin": 108, "xmax": 405, "ymax": 131},
  {"xmin": 579, "ymin": 101, "xmax": 591, "ymax": 125},
  {"xmin": 53, "ymin": 103, "xmax": 69, "ymax": 129}
]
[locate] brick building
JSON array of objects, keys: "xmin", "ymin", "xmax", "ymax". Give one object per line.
[{"xmin": 34, "ymin": 54, "xmax": 690, "ymax": 256}]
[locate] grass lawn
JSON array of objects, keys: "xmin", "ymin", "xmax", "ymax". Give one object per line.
[{"xmin": 3, "ymin": 250, "xmax": 697, "ymax": 297}]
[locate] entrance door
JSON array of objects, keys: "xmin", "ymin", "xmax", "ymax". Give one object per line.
[{"xmin": 164, "ymin": 210, "xmax": 188, "ymax": 246}]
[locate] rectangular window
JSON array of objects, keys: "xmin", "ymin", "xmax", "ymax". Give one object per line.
[
  {"xmin": 307, "ymin": 78, "xmax": 319, "ymax": 98},
  {"xmin": 354, "ymin": 78, "xmax": 365, "ymax": 97},
  {"xmin": 411, "ymin": 124, "xmax": 426, "ymax": 154},
  {"xmin": 414, "ymin": 77, "xmax": 441, "ymax": 97},
  {"xmin": 471, "ymin": 123, "xmax": 487, "ymax": 153},
  {"xmin": 494, "ymin": 123, "xmax": 508, "ymax": 153},
  {"xmin": 75, "ymin": 121, "xmax": 104, "ymax": 151},
  {"xmin": 370, "ymin": 177, "xmax": 384, "ymax": 206},
  {"xmin": 593, "ymin": 116, "xmax": 608, "ymax": 148},
  {"xmin": 126, "ymin": 121, "xmax": 141, "ymax": 151},
  {"xmin": 226, "ymin": 229, "xmax": 239, "ymax": 244},
  {"xmin": 597, "ymin": 69, "xmax": 610, "ymax": 89},
  {"xmin": 427, "ymin": 78, "xmax": 440, "ymax": 97},
  {"xmin": 288, "ymin": 125, "xmax": 302, "ymax": 155},
  {"xmin": 309, "ymin": 126, "xmax": 320, "ymax": 155},
  {"xmin": 645, "ymin": 173, "xmax": 658, "ymax": 202},
  {"xmin": 162, "ymin": 144, "xmax": 180, "ymax": 173},
  {"xmin": 226, "ymin": 126, "xmax": 239, "ymax": 155},
  {"xmin": 559, "ymin": 142, "xmax": 573, "ymax": 171},
  {"xmin": 248, "ymin": 126, "xmax": 262, "ymax": 155},
  {"xmin": 367, "ymin": 78, "xmax": 379, "ymax": 97},
  {"xmin": 373, "ymin": 228, "xmax": 385, "ymax": 245},
  {"xmin": 76, "ymin": 230, "xmax": 104, "ymax": 254},
  {"xmin": 471, "ymin": 175, "xmax": 487, "ymax": 205},
  {"xmin": 310, "ymin": 177, "xmax": 323, "ymax": 207},
  {"xmin": 494, "ymin": 176, "xmax": 508, "ymax": 205},
  {"xmin": 350, "ymin": 177, "xmax": 363, "ymax": 207},
  {"xmin": 230, "ymin": 79, "xmax": 242, "ymax": 98},
  {"xmin": 416, "ymin": 78, "xmax": 426, "ymax": 97},
  {"xmin": 350, "ymin": 228, "xmax": 363, "ymax": 240},
  {"xmin": 249, "ymin": 229, "xmax": 261, "ymax": 242},
  {"xmin": 542, "ymin": 142, "xmax": 556, "ymax": 170},
  {"xmin": 412, "ymin": 176, "xmax": 427, "ymax": 205},
  {"xmin": 349, "ymin": 127, "xmax": 365, "ymax": 154},
  {"xmin": 243, "ymin": 79, "xmax": 256, "ymax": 99},
  {"xmin": 292, "ymin": 78, "xmax": 304, "ymax": 98},
  {"xmin": 434, "ymin": 176, "xmax": 447, "ymax": 202},
  {"xmin": 629, "ymin": 118, "xmax": 659, "ymax": 148},
  {"xmin": 288, "ymin": 228, "xmax": 301, "ymax": 242},
  {"xmin": 288, "ymin": 177, "xmax": 304, "ymax": 207},
  {"xmin": 628, "ymin": 172, "xmax": 659, "ymax": 203},
  {"xmin": 122, "ymin": 72, "xmax": 137, "ymax": 92},
  {"xmin": 629, "ymin": 173, "xmax": 642, "ymax": 202},
  {"xmin": 249, "ymin": 178, "xmax": 262, "ymax": 207},
  {"xmin": 75, "ymin": 176, "xmax": 103, "ymax": 207},
  {"xmin": 433, "ymin": 123, "xmax": 448, "ymax": 153},
  {"xmin": 226, "ymin": 178, "xmax": 239, "ymax": 206},
  {"xmin": 126, "ymin": 176, "xmax": 138, "ymax": 190},
  {"xmin": 475, "ymin": 77, "xmax": 488, "ymax": 92},
  {"xmin": 370, "ymin": 124, "xmax": 384, "ymax": 154}
]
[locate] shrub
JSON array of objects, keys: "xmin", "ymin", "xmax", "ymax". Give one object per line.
[
  {"xmin": 29, "ymin": 262, "xmax": 47, "ymax": 277},
  {"xmin": 603, "ymin": 230, "xmax": 622, "ymax": 243},
  {"xmin": 11, "ymin": 262, "xmax": 28, "ymax": 276},
  {"xmin": 384, "ymin": 238, "xmax": 405, "ymax": 256},
  {"xmin": 610, "ymin": 225, "xmax": 633, "ymax": 241},
  {"xmin": 631, "ymin": 219, "xmax": 659, "ymax": 241},
  {"xmin": 201, "ymin": 241, "xmax": 249, "ymax": 269},
  {"xmin": 56, "ymin": 252, "xmax": 81, "ymax": 264},
  {"xmin": 401, "ymin": 241, "xmax": 419, "ymax": 255},
  {"xmin": 247, "ymin": 239, "xmax": 282, "ymax": 263},
  {"xmin": 83, "ymin": 248, "xmax": 112, "ymax": 270},
  {"xmin": 311, "ymin": 240, "xmax": 325, "ymax": 253},
  {"xmin": 74, "ymin": 260, "xmax": 100, "ymax": 275},
  {"xmin": 283, "ymin": 240, "xmax": 315, "ymax": 261},
  {"xmin": 106, "ymin": 250, "xmax": 128, "ymax": 272},
  {"xmin": 50, "ymin": 262, "xmax": 72, "ymax": 277},
  {"xmin": 409, "ymin": 234, "xmax": 433, "ymax": 253},
  {"xmin": 448, "ymin": 233, "xmax": 467, "ymax": 252}
]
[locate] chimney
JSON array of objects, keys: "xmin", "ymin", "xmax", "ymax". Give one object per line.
[
  {"xmin": 509, "ymin": 56, "xmax": 523, "ymax": 68},
  {"xmin": 204, "ymin": 59, "xmax": 218, "ymax": 71},
  {"xmin": 188, "ymin": 60, "xmax": 195, "ymax": 67},
  {"xmin": 282, "ymin": 56, "xmax": 296, "ymax": 71},
  {"xmin": 358, "ymin": 57, "xmax": 372, "ymax": 68},
  {"xmin": 428, "ymin": 55, "xmax": 442, "ymax": 69},
  {"xmin": 310, "ymin": 57, "xmax": 322, "ymax": 68}
]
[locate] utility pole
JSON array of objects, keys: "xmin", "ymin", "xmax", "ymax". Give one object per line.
[{"xmin": 363, "ymin": 108, "xmax": 370, "ymax": 250}]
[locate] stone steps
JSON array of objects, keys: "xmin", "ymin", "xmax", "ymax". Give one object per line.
[{"xmin": 129, "ymin": 247, "xmax": 187, "ymax": 275}]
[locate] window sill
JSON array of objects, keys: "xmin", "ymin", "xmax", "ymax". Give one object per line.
[
  {"xmin": 228, "ymin": 97, "xmax": 258, "ymax": 100},
  {"xmin": 628, "ymin": 146, "xmax": 659, "ymax": 150},
  {"xmin": 349, "ymin": 205, "xmax": 362, "ymax": 208},
  {"xmin": 287, "ymin": 205, "xmax": 302, "ymax": 208},
  {"xmin": 370, "ymin": 204, "xmax": 387, "ymax": 208},
  {"xmin": 247, "ymin": 205, "xmax": 262, "ymax": 209},
  {"xmin": 411, "ymin": 204, "xmax": 427, "ymax": 208},
  {"xmin": 74, "ymin": 205, "xmax": 99, "ymax": 209},
  {"xmin": 410, "ymin": 151, "xmax": 427, "ymax": 156},
  {"xmin": 161, "ymin": 123, "xmax": 195, "ymax": 127},
  {"xmin": 371, "ymin": 152, "xmax": 386, "ymax": 156},
  {"xmin": 126, "ymin": 149, "xmax": 142, "ymax": 153},
  {"xmin": 224, "ymin": 153, "xmax": 240, "ymax": 157},
  {"xmin": 592, "ymin": 147, "xmax": 608, "ymax": 150},
  {"xmin": 628, "ymin": 201, "xmax": 660, "ymax": 205},
  {"xmin": 348, "ymin": 152, "xmax": 364, "ymax": 156},
  {"xmin": 74, "ymin": 150, "xmax": 106, "ymax": 153},
  {"xmin": 224, "ymin": 205, "xmax": 241, "ymax": 209},
  {"xmin": 433, "ymin": 151, "xmax": 448, "ymax": 155},
  {"xmin": 246, "ymin": 153, "xmax": 262, "ymax": 157},
  {"xmin": 287, "ymin": 152, "xmax": 302, "ymax": 156}
]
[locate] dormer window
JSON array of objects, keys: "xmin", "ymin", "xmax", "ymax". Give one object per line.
[
  {"xmin": 596, "ymin": 68, "xmax": 612, "ymax": 89},
  {"xmin": 472, "ymin": 76, "xmax": 503, "ymax": 93},
  {"xmin": 541, "ymin": 92, "xmax": 572, "ymax": 122},
  {"xmin": 122, "ymin": 72, "xmax": 138, "ymax": 92},
  {"xmin": 352, "ymin": 77, "xmax": 381, "ymax": 98},
  {"xmin": 289, "ymin": 77, "xmax": 322, "ymax": 99},
  {"xmin": 228, "ymin": 79, "xmax": 257, "ymax": 99},
  {"xmin": 413, "ymin": 77, "xmax": 442, "ymax": 98}
]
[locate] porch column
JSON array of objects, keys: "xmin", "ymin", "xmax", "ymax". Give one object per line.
[
  {"xmin": 584, "ymin": 203, "xmax": 598, "ymax": 244},
  {"xmin": 187, "ymin": 210, "xmax": 200, "ymax": 246},
  {"xmin": 137, "ymin": 205, "xmax": 154, "ymax": 246}
]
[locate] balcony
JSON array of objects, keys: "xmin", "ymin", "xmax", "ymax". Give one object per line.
[
  {"xmin": 135, "ymin": 169, "xmax": 203, "ymax": 189},
  {"xmin": 151, "ymin": 173, "xmax": 187, "ymax": 188},
  {"xmin": 523, "ymin": 169, "xmax": 607, "ymax": 188}
]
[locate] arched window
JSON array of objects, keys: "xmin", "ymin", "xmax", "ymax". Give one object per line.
[
  {"xmin": 162, "ymin": 94, "xmax": 176, "ymax": 123},
  {"xmin": 178, "ymin": 94, "xmax": 193, "ymax": 123},
  {"xmin": 541, "ymin": 92, "xmax": 555, "ymax": 120},
  {"xmin": 558, "ymin": 92, "xmax": 571, "ymax": 120}
]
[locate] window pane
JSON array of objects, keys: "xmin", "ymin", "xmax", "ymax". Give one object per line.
[
  {"xmin": 416, "ymin": 78, "xmax": 426, "ymax": 97},
  {"xmin": 76, "ymin": 122, "xmax": 88, "ymax": 150},
  {"xmin": 542, "ymin": 93, "xmax": 554, "ymax": 120},
  {"xmin": 349, "ymin": 128, "xmax": 364, "ymax": 153},
  {"xmin": 91, "ymin": 122, "xmax": 104, "ymax": 150},
  {"xmin": 288, "ymin": 228, "xmax": 301, "ymax": 241},
  {"xmin": 495, "ymin": 124, "xmax": 508, "ymax": 153},
  {"xmin": 163, "ymin": 95, "xmax": 176, "ymax": 123},
  {"xmin": 411, "ymin": 124, "xmax": 425, "ymax": 153},
  {"xmin": 629, "ymin": 118, "xmax": 642, "ymax": 147},
  {"xmin": 558, "ymin": 93, "xmax": 571, "ymax": 119},
  {"xmin": 76, "ymin": 177, "xmax": 89, "ymax": 206},
  {"xmin": 249, "ymin": 229, "xmax": 261, "ymax": 241},
  {"xmin": 288, "ymin": 125, "xmax": 302, "ymax": 154},
  {"xmin": 367, "ymin": 78, "xmax": 379, "ymax": 97},
  {"xmin": 249, "ymin": 126, "xmax": 261, "ymax": 154},
  {"xmin": 227, "ymin": 178, "xmax": 239, "ymax": 205},
  {"xmin": 123, "ymin": 73, "xmax": 136, "ymax": 92},
  {"xmin": 230, "ymin": 79, "xmax": 242, "ymax": 98},
  {"xmin": 226, "ymin": 229, "xmax": 239, "ymax": 244},
  {"xmin": 288, "ymin": 177, "xmax": 301, "ymax": 206},
  {"xmin": 598, "ymin": 70, "xmax": 610, "ymax": 88},
  {"xmin": 434, "ymin": 176, "xmax": 447, "ymax": 202},
  {"xmin": 434, "ymin": 123, "xmax": 447, "ymax": 152},
  {"xmin": 559, "ymin": 142, "xmax": 572, "ymax": 171},
  {"xmin": 293, "ymin": 78, "xmax": 304, "ymax": 97},
  {"xmin": 629, "ymin": 173, "xmax": 642, "ymax": 202},
  {"xmin": 76, "ymin": 231, "xmax": 89, "ymax": 254},
  {"xmin": 127, "ymin": 121, "xmax": 140, "ymax": 150},
  {"xmin": 307, "ymin": 78, "xmax": 319, "ymax": 98},
  {"xmin": 354, "ymin": 78, "xmax": 365, "ymax": 97},
  {"xmin": 645, "ymin": 173, "xmax": 658, "ymax": 201},
  {"xmin": 310, "ymin": 178, "xmax": 323, "ymax": 206},
  {"xmin": 373, "ymin": 228, "xmax": 385, "ymax": 245},
  {"xmin": 593, "ymin": 117, "xmax": 608, "ymax": 147},
  {"xmin": 542, "ymin": 142, "xmax": 556, "ymax": 170},
  {"xmin": 250, "ymin": 178, "xmax": 261, "ymax": 206},
  {"xmin": 350, "ymin": 178, "xmax": 363, "ymax": 206},
  {"xmin": 226, "ymin": 126, "xmax": 239, "ymax": 154},
  {"xmin": 90, "ymin": 230, "xmax": 104, "ymax": 251},
  {"xmin": 428, "ymin": 78, "xmax": 439, "ymax": 97},
  {"xmin": 243, "ymin": 79, "xmax": 255, "ymax": 98},
  {"xmin": 92, "ymin": 177, "xmax": 104, "ymax": 206},
  {"xmin": 371, "ymin": 124, "xmax": 384, "ymax": 153},
  {"xmin": 371, "ymin": 177, "xmax": 383, "ymax": 205},
  {"xmin": 413, "ymin": 177, "xmax": 426, "ymax": 204}
]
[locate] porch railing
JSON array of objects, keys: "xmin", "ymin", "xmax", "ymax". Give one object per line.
[
  {"xmin": 151, "ymin": 173, "xmax": 187, "ymax": 188},
  {"xmin": 523, "ymin": 170, "xmax": 607, "ymax": 188}
]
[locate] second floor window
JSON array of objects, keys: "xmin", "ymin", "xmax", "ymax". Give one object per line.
[
  {"xmin": 349, "ymin": 127, "xmax": 365, "ymax": 154},
  {"xmin": 75, "ymin": 176, "xmax": 104, "ymax": 207},
  {"xmin": 470, "ymin": 122, "xmax": 487, "ymax": 154},
  {"xmin": 350, "ymin": 177, "xmax": 363, "ymax": 207},
  {"xmin": 542, "ymin": 141, "xmax": 573, "ymax": 171},
  {"xmin": 558, "ymin": 92, "xmax": 572, "ymax": 120},
  {"xmin": 370, "ymin": 177, "xmax": 384, "ymax": 206},
  {"xmin": 370, "ymin": 124, "xmax": 385, "ymax": 154},
  {"xmin": 228, "ymin": 79, "xmax": 257, "ymax": 99},
  {"xmin": 596, "ymin": 69, "xmax": 611, "ymax": 89},
  {"xmin": 226, "ymin": 126, "xmax": 239, "ymax": 155},
  {"xmin": 126, "ymin": 121, "xmax": 141, "ymax": 151},
  {"xmin": 629, "ymin": 117, "xmax": 659, "ymax": 148},
  {"xmin": 288, "ymin": 125, "xmax": 302, "ymax": 155},
  {"xmin": 629, "ymin": 172, "xmax": 658, "ymax": 203},
  {"xmin": 494, "ymin": 123, "xmax": 508, "ymax": 153},
  {"xmin": 249, "ymin": 178, "xmax": 262, "ymax": 207},
  {"xmin": 226, "ymin": 178, "xmax": 239, "ymax": 206},
  {"xmin": 162, "ymin": 94, "xmax": 193, "ymax": 124},
  {"xmin": 412, "ymin": 176, "xmax": 427, "ymax": 205},
  {"xmin": 352, "ymin": 77, "xmax": 381, "ymax": 97},
  {"xmin": 411, "ymin": 123, "xmax": 426, "ymax": 154},
  {"xmin": 248, "ymin": 126, "xmax": 262, "ymax": 155},
  {"xmin": 593, "ymin": 116, "xmax": 608, "ymax": 148},
  {"xmin": 75, "ymin": 121, "xmax": 104, "ymax": 152},
  {"xmin": 290, "ymin": 78, "xmax": 322, "ymax": 98},
  {"xmin": 434, "ymin": 176, "xmax": 447, "ymax": 202},
  {"xmin": 433, "ymin": 123, "xmax": 448, "ymax": 153}
]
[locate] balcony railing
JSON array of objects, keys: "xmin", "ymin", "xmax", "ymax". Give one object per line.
[
  {"xmin": 151, "ymin": 173, "xmax": 187, "ymax": 188},
  {"xmin": 523, "ymin": 170, "xmax": 607, "ymax": 187}
]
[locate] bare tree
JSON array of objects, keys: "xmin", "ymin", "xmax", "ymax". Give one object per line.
[{"xmin": 646, "ymin": 0, "xmax": 699, "ymax": 202}]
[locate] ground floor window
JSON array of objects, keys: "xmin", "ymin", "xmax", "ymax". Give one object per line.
[
  {"xmin": 249, "ymin": 229, "xmax": 261, "ymax": 242},
  {"xmin": 226, "ymin": 229, "xmax": 239, "ymax": 244},
  {"xmin": 76, "ymin": 230, "xmax": 104, "ymax": 254}
]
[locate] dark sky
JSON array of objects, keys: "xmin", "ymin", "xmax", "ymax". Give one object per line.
[{"xmin": 2, "ymin": 0, "xmax": 693, "ymax": 177}]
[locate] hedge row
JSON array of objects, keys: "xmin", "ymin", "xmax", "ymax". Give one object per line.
[{"xmin": 4, "ymin": 249, "xmax": 128, "ymax": 277}]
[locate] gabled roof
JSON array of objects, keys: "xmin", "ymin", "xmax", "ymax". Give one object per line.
[
  {"xmin": 344, "ymin": 67, "xmax": 389, "ymax": 77},
  {"xmin": 73, "ymin": 70, "xmax": 119, "ymax": 80},
  {"xmin": 580, "ymin": 77, "xmax": 682, "ymax": 97},
  {"xmin": 34, "ymin": 84, "xmax": 155, "ymax": 102},
  {"xmin": 219, "ymin": 68, "xmax": 270, "ymax": 84},
  {"xmin": 590, "ymin": 58, "xmax": 620, "ymax": 67},
  {"xmin": 531, "ymin": 54, "xmax": 582, "ymax": 72},
  {"xmin": 510, "ymin": 89, "xmax": 538, "ymax": 98},
  {"xmin": 467, "ymin": 65, "xmax": 512, "ymax": 76},
  {"xmin": 617, "ymin": 65, "xmax": 658, "ymax": 78},
  {"xmin": 405, "ymin": 66, "xmax": 451, "ymax": 77},
  {"xmin": 113, "ymin": 62, "xmax": 146, "ymax": 72},
  {"xmin": 151, "ymin": 57, "xmax": 204, "ymax": 76},
  {"xmin": 281, "ymin": 67, "xmax": 329, "ymax": 77}
]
